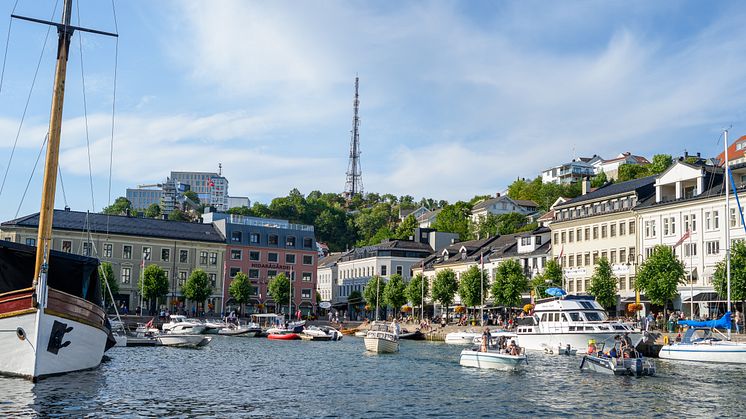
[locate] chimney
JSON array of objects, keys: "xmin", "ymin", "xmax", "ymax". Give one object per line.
[
  {"xmin": 684, "ymin": 151, "xmax": 689, "ymax": 159},
  {"xmin": 582, "ymin": 177, "xmax": 591, "ymax": 195},
  {"xmin": 495, "ymin": 192, "xmax": 500, "ymax": 198},
  {"xmin": 697, "ymin": 152, "xmax": 701, "ymax": 158}
]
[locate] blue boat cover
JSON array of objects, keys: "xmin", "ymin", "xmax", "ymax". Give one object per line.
[
  {"xmin": 545, "ymin": 287, "xmax": 567, "ymax": 297},
  {"xmin": 678, "ymin": 311, "xmax": 731, "ymax": 329}
]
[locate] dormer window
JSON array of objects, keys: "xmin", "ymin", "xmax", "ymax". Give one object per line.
[{"xmin": 536, "ymin": 236, "xmax": 542, "ymax": 246}]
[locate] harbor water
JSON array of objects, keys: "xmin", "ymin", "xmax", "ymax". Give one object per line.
[{"xmin": 1, "ymin": 336, "xmax": 745, "ymax": 417}]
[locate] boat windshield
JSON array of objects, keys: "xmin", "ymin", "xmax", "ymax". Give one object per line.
[{"xmin": 584, "ymin": 312, "xmax": 607, "ymax": 321}]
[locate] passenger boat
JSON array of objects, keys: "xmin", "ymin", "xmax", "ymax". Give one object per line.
[
  {"xmin": 161, "ymin": 315, "xmax": 207, "ymax": 335},
  {"xmin": 658, "ymin": 314, "xmax": 746, "ymax": 364},
  {"xmin": 364, "ymin": 322, "xmax": 399, "ymax": 353},
  {"xmin": 514, "ymin": 295, "xmax": 642, "ymax": 353},
  {"xmin": 445, "ymin": 330, "xmax": 480, "ymax": 345},
  {"xmin": 459, "ymin": 333, "xmax": 527, "ymax": 370},
  {"xmin": 580, "ymin": 344, "xmax": 656, "ymax": 376}
]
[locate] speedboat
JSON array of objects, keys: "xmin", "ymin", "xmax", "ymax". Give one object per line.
[
  {"xmin": 161, "ymin": 315, "xmax": 206, "ymax": 335},
  {"xmin": 399, "ymin": 329, "xmax": 426, "ymax": 340},
  {"xmin": 364, "ymin": 323, "xmax": 399, "ymax": 353},
  {"xmin": 202, "ymin": 320, "xmax": 226, "ymax": 335},
  {"xmin": 217, "ymin": 324, "xmax": 253, "ymax": 336},
  {"xmin": 157, "ymin": 334, "xmax": 212, "ymax": 348},
  {"xmin": 445, "ymin": 330, "xmax": 480, "ymax": 345},
  {"xmin": 658, "ymin": 312, "xmax": 746, "ymax": 364},
  {"xmin": 268, "ymin": 330, "xmax": 301, "ymax": 340},
  {"xmin": 580, "ymin": 343, "xmax": 656, "ymax": 376},
  {"xmin": 303, "ymin": 326, "xmax": 342, "ymax": 341},
  {"xmin": 515, "ymin": 295, "xmax": 642, "ymax": 353},
  {"xmin": 460, "ymin": 333, "xmax": 528, "ymax": 370}
]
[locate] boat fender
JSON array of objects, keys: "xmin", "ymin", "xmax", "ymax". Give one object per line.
[
  {"xmin": 579, "ymin": 357, "xmax": 585, "ymax": 370},
  {"xmin": 663, "ymin": 335, "xmax": 669, "ymax": 345}
]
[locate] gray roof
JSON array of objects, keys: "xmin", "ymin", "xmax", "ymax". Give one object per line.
[
  {"xmin": 557, "ymin": 175, "xmax": 657, "ymax": 208},
  {"xmin": 318, "ymin": 252, "xmax": 347, "ymax": 268},
  {"xmin": 2, "ymin": 210, "xmax": 226, "ymax": 243},
  {"xmin": 472, "ymin": 196, "xmax": 537, "ymax": 211}
]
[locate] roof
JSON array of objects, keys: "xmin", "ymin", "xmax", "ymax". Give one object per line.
[
  {"xmin": 472, "ymin": 196, "xmax": 537, "ymax": 211},
  {"xmin": 2, "ymin": 210, "xmax": 226, "ymax": 243},
  {"xmin": 599, "ymin": 152, "xmax": 650, "ymax": 165},
  {"xmin": 715, "ymin": 134, "xmax": 746, "ymax": 166},
  {"xmin": 417, "ymin": 208, "xmax": 441, "ymax": 222},
  {"xmin": 556, "ymin": 175, "xmax": 657, "ymax": 208},
  {"xmin": 318, "ymin": 252, "xmax": 347, "ymax": 268}
]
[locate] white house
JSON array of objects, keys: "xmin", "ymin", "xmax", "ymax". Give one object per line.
[
  {"xmin": 470, "ymin": 194, "xmax": 538, "ymax": 223},
  {"xmin": 593, "ymin": 152, "xmax": 650, "ymax": 180}
]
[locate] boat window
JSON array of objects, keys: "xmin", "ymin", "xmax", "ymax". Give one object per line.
[
  {"xmin": 569, "ymin": 312, "xmax": 581, "ymax": 322},
  {"xmin": 541, "ymin": 314, "xmax": 548, "ymax": 322},
  {"xmin": 569, "ymin": 326, "xmax": 576, "ymax": 331},
  {"xmin": 598, "ymin": 325, "xmax": 609, "ymax": 330},
  {"xmin": 613, "ymin": 325, "xmax": 624, "ymax": 330},
  {"xmin": 585, "ymin": 312, "xmax": 603, "ymax": 321},
  {"xmin": 562, "ymin": 313, "xmax": 569, "ymax": 322}
]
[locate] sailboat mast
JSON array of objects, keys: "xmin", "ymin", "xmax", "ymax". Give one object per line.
[
  {"xmin": 725, "ymin": 129, "xmax": 732, "ymax": 327},
  {"xmin": 33, "ymin": 0, "xmax": 74, "ymax": 287},
  {"xmin": 375, "ymin": 277, "xmax": 379, "ymax": 322}
]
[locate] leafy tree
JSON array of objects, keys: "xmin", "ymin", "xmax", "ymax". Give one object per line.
[
  {"xmin": 713, "ymin": 240, "xmax": 746, "ymax": 308},
  {"xmin": 138, "ymin": 264, "xmax": 169, "ymax": 314},
  {"xmin": 144, "ymin": 203, "xmax": 161, "ymax": 218},
  {"xmin": 531, "ymin": 259, "xmax": 563, "ymax": 298},
  {"xmin": 348, "ymin": 290, "xmax": 364, "ymax": 306},
  {"xmin": 471, "ymin": 213, "xmax": 500, "ymax": 239},
  {"xmin": 458, "ymin": 265, "xmax": 490, "ymax": 318},
  {"xmin": 383, "ymin": 274, "xmax": 407, "ymax": 314},
  {"xmin": 394, "ymin": 214, "xmax": 419, "ymax": 240},
  {"xmin": 507, "ymin": 176, "xmax": 580, "ymax": 211},
  {"xmin": 649, "ymin": 154, "xmax": 673, "ymax": 175},
  {"xmin": 491, "ymin": 259, "xmax": 528, "ymax": 308},
  {"xmin": 588, "ymin": 258, "xmax": 618, "ymax": 310},
  {"xmin": 268, "ymin": 273, "xmax": 290, "ymax": 312},
  {"xmin": 168, "ymin": 209, "xmax": 191, "ymax": 221},
  {"xmin": 497, "ymin": 212, "xmax": 528, "ymax": 235},
  {"xmin": 182, "ymin": 269, "xmax": 213, "ymax": 315},
  {"xmin": 183, "ymin": 190, "xmax": 200, "ymax": 204},
  {"xmin": 636, "ymin": 245, "xmax": 685, "ymax": 315},
  {"xmin": 432, "ymin": 201, "xmax": 472, "ymax": 240},
  {"xmin": 99, "ymin": 262, "xmax": 119, "ymax": 307},
  {"xmin": 617, "ymin": 164, "xmax": 650, "ymax": 182},
  {"xmin": 405, "ymin": 274, "xmax": 429, "ymax": 318},
  {"xmin": 432, "ymin": 269, "xmax": 458, "ymax": 323},
  {"xmin": 102, "ymin": 197, "xmax": 132, "ymax": 215},
  {"xmin": 591, "ymin": 170, "xmax": 608, "ymax": 188},
  {"xmin": 228, "ymin": 272, "xmax": 254, "ymax": 314},
  {"xmin": 363, "ymin": 276, "xmax": 385, "ymax": 319}
]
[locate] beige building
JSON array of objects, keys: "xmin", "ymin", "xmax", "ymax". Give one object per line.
[
  {"xmin": 550, "ymin": 177, "xmax": 656, "ymax": 310},
  {"xmin": 1, "ymin": 209, "xmax": 226, "ymax": 314}
]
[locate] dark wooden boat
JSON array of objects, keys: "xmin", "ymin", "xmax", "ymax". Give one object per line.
[{"xmin": 399, "ymin": 330, "xmax": 426, "ymax": 340}]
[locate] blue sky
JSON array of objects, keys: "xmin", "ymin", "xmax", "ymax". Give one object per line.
[{"xmin": 0, "ymin": 0, "xmax": 746, "ymax": 222}]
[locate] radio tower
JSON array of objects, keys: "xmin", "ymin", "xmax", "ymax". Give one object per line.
[{"xmin": 344, "ymin": 76, "xmax": 363, "ymax": 199}]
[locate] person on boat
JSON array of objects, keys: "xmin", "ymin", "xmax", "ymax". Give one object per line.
[
  {"xmin": 587, "ymin": 340, "xmax": 597, "ymax": 355},
  {"xmin": 621, "ymin": 332, "xmax": 633, "ymax": 349},
  {"xmin": 675, "ymin": 333, "xmax": 682, "ymax": 343},
  {"xmin": 391, "ymin": 319, "xmax": 400, "ymax": 338},
  {"xmin": 508, "ymin": 340, "xmax": 520, "ymax": 356},
  {"xmin": 608, "ymin": 345, "xmax": 619, "ymax": 359},
  {"xmin": 481, "ymin": 328, "xmax": 492, "ymax": 352}
]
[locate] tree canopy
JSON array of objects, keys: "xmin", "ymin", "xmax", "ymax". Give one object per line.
[
  {"xmin": 458, "ymin": 265, "xmax": 489, "ymax": 309},
  {"xmin": 144, "ymin": 203, "xmax": 161, "ymax": 218},
  {"xmin": 228, "ymin": 272, "xmax": 254, "ymax": 310},
  {"xmin": 182, "ymin": 269, "xmax": 213, "ymax": 312},
  {"xmin": 268, "ymin": 273, "xmax": 290, "ymax": 310},
  {"xmin": 432, "ymin": 269, "xmax": 458, "ymax": 317},
  {"xmin": 102, "ymin": 197, "xmax": 132, "ymax": 215},
  {"xmin": 507, "ymin": 177, "xmax": 580, "ymax": 211},
  {"xmin": 99, "ymin": 262, "xmax": 118, "ymax": 307},
  {"xmin": 713, "ymin": 240, "xmax": 746, "ymax": 303},
  {"xmin": 491, "ymin": 259, "xmax": 528, "ymax": 308},
  {"xmin": 588, "ymin": 258, "xmax": 618, "ymax": 309},
  {"xmin": 530, "ymin": 259, "xmax": 563, "ymax": 298},
  {"xmin": 383, "ymin": 274, "xmax": 407, "ymax": 311},
  {"xmin": 636, "ymin": 245, "xmax": 685, "ymax": 307},
  {"xmin": 405, "ymin": 274, "xmax": 429, "ymax": 308},
  {"xmin": 432, "ymin": 202, "xmax": 472, "ymax": 240},
  {"xmin": 139, "ymin": 264, "xmax": 169, "ymax": 308},
  {"xmin": 363, "ymin": 276, "xmax": 385, "ymax": 317}
]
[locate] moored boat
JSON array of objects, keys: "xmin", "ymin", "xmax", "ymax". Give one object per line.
[
  {"xmin": 268, "ymin": 331, "xmax": 301, "ymax": 340},
  {"xmin": 399, "ymin": 329, "xmax": 425, "ymax": 340},
  {"xmin": 162, "ymin": 315, "xmax": 207, "ymax": 335},
  {"xmin": 459, "ymin": 348, "xmax": 528, "ymax": 370},
  {"xmin": 658, "ymin": 314, "xmax": 746, "ymax": 364},
  {"xmin": 157, "ymin": 334, "xmax": 212, "ymax": 348},
  {"xmin": 364, "ymin": 323, "xmax": 399, "ymax": 353},
  {"xmin": 445, "ymin": 330, "xmax": 480, "ymax": 345}
]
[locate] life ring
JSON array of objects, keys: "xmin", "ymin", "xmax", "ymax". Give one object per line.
[{"xmin": 663, "ymin": 335, "xmax": 669, "ymax": 345}]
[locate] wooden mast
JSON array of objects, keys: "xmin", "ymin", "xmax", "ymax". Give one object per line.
[{"xmin": 33, "ymin": 0, "xmax": 74, "ymax": 288}]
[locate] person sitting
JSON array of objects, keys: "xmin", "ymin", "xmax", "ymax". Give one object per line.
[
  {"xmin": 509, "ymin": 340, "xmax": 520, "ymax": 356},
  {"xmin": 675, "ymin": 333, "xmax": 682, "ymax": 343},
  {"xmin": 587, "ymin": 342, "xmax": 597, "ymax": 355}
]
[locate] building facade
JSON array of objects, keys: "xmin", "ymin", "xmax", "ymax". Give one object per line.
[
  {"xmin": 126, "ymin": 188, "xmax": 163, "ymax": 211},
  {"xmin": 317, "ymin": 252, "xmax": 344, "ymax": 303},
  {"xmin": 470, "ymin": 194, "xmax": 538, "ymax": 223}
]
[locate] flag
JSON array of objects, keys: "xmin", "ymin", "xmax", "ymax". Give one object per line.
[
  {"xmin": 208, "ymin": 179, "xmax": 215, "ymax": 187},
  {"xmin": 145, "ymin": 318, "xmax": 154, "ymax": 329},
  {"xmin": 674, "ymin": 230, "xmax": 691, "ymax": 248},
  {"xmin": 556, "ymin": 245, "xmax": 564, "ymax": 262}
]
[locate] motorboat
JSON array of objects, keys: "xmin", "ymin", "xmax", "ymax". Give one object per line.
[
  {"xmin": 580, "ymin": 343, "xmax": 656, "ymax": 376},
  {"xmin": 354, "ymin": 330, "xmax": 367, "ymax": 337},
  {"xmin": 201, "ymin": 320, "xmax": 226, "ymax": 335},
  {"xmin": 161, "ymin": 315, "xmax": 206, "ymax": 335},
  {"xmin": 399, "ymin": 329, "xmax": 426, "ymax": 340},
  {"xmin": 157, "ymin": 334, "xmax": 212, "ymax": 348},
  {"xmin": 217, "ymin": 324, "xmax": 254, "ymax": 336},
  {"xmin": 459, "ymin": 333, "xmax": 528, "ymax": 370},
  {"xmin": 515, "ymin": 295, "xmax": 642, "ymax": 353},
  {"xmin": 303, "ymin": 325, "xmax": 342, "ymax": 341},
  {"xmin": 364, "ymin": 323, "xmax": 399, "ymax": 353},
  {"xmin": 658, "ymin": 313, "xmax": 746, "ymax": 364},
  {"xmin": 543, "ymin": 343, "xmax": 578, "ymax": 356},
  {"xmin": 267, "ymin": 330, "xmax": 301, "ymax": 340},
  {"xmin": 445, "ymin": 330, "xmax": 480, "ymax": 345}
]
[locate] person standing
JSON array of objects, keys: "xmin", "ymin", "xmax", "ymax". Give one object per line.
[{"xmin": 735, "ymin": 310, "xmax": 743, "ymax": 334}]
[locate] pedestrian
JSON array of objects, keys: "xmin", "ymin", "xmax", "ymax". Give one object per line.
[{"xmin": 735, "ymin": 310, "xmax": 743, "ymax": 334}]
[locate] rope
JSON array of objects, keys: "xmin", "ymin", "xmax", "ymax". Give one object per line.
[
  {"xmin": 0, "ymin": 0, "xmax": 20, "ymax": 96},
  {"xmin": 58, "ymin": 166, "xmax": 68, "ymax": 208},
  {"xmin": 15, "ymin": 133, "xmax": 48, "ymax": 218},
  {"xmin": 106, "ymin": 0, "xmax": 120, "ymax": 237},
  {"xmin": 0, "ymin": 0, "xmax": 59, "ymax": 200},
  {"xmin": 76, "ymin": 0, "xmax": 95, "ymax": 212}
]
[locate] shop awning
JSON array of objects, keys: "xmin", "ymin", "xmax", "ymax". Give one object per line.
[
  {"xmin": 683, "ymin": 292, "xmax": 728, "ymax": 303},
  {"xmin": 621, "ymin": 294, "xmax": 650, "ymax": 303}
]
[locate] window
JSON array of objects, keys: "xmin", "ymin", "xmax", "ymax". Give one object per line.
[
  {"xmin": 684, "ymin": 214, "xmax": 697, "ymax": 232},
  {"xmin": 231, "ymin": 231, "xmax": 242, "ymax": 242},
  {"xmin": 396, "ymin": 265, "xmax": 403, "ymax": 275},
  {"xmin": 610, "ymin": 250, "xmax": 616, "ymax": 264},
  {"xmin": 123, "ymin": 245, "xmax": 132, "ymax": 259},
  {"xmin": 731, "ymin": 207, "xmax": 741, "ymax": 228},
  {"xmin": 576, "ymin": 229, "xmax": 582, "ymax": 241},
  {"xmin": 302, "ymin": 272, "xmax": 312, "ymax": 282},
  {"xmin": 102, "ymin": 243, "xmax": 111, "ymax": 257},
  {"xmin": 663, "ymin": 216, "xmax": 676, "ymax": 236},
  {"xmin": 568, "ymin": 255, "xmax": 574, "ymax": 267},
  {"xmin": 268, "ymin": 270, "xmax": 277, "ymax": 278},
  {"xmin": 209, "ymin": 252, "xmax": 217, "ymax": 265},
  {"xmin": 269, "ymin": 235, "xmax": 278, "ymax": 245},
  {"xmin": 706, "ymin": 240, "xmax": 720, "ymax": 255},
  {"xmin": 143, "ymin": 246, "xmax": 152, "ymax": 261},
  {"xmin": 536, "ymin": 236, "xmax": 542, "ymax": 246},
  {"xmin": 268, "ymin": 252, "xmax": 278, "ymax": 262},
  {"xmin": 63, "ymin": 240, "xmax": 73, "ymax": 253},
  {"xmin": 121, "ymin": 267, "xmax": 131, "ymax": 284},
  {"xmin": 684, "ymin": 243, "xmax": 697, "ymax": 257},
  {"xmin": 161, "ymin": 248, "xmax": 170, "ymax": 262},
  {"xmin": 83, "ymin": 242, "xmax": 92, "ymax": 256},
  {"xmin": 619, "ymin": 249, "xmax": 626, "ymax": 264},
  {"xmin": 250, "ymin": 233, "xmax": 260, "ymax": 244},
  {"xmin": 303, "ymin": 255, "xmax": 313, "ymax": 265},
  {"xmin": 601, "ymin": 225, "xmax": 607, "ymax": 238},
  {"xmin": 249, "ymin": 251, "xmax": 260, "ymax": 261},
  {"xmin": 25, "ymin": 238, "xmax": 35, "ymax": 246},
  {"xmin": 593, "ymin": 226, "xmax": 599, "ymax": 240},
  {"xmin": 706, "ymin": 211, "xmax": 720, "ymax": 230},
  {"xmin": 584, "ymin": 253, "xmax": 590, "ymax": 266},
  {"xmin": 644, "ymin": 220, "xmax": 656, "ymax": 238},
  {"xmin": 584, "ymin": 228, "xmax": 590, "ymax": 241},
  {"xmin": 561, "ymin": 232, "xmax": 566, "ymax": 244},
  {"xmin": 229, "ymin": 267, "xmax": 241, "ymax": 277},
  {"xmin": 285, "ymin": 254, "xmax": 296, "ymax": 264},
  {"xmin": 629, "ymin": 247, "xmax": 636, "ymax": 263},
  {"xmin": 209, "ymin": 273, "xmax": 217, "ymax": 288},
  {"xmin": 619, "ymin": 222, "xmax": 626, "ymax": 236},
  {"xmin": 610, "ymin": 224, "xmax": 616, "ymax": 237},
  {"xmin": 301, "ymin": 289, "xmax": 312, "ymax": 299},
  {"xmin": 286, "ymin": 236, "xmax": 296, "ymax": 247},
  {"xmin": 554, "ymin": 233, "xmax": 559, "ymax": 244},
  {"xmin": 231, "ymin": 249, "xmax": 242, "ymax": 260},
  {"xmin": 568, "ymin": 230, "xmax": 574, "ymax": 243},
  {"xmin": 629, "ymin": 221, "xmax": 635, "ymax": 234},
  {"xmin": 303, "ymin": 238, "xmax": 313, "ymax": 248},
  {"xmin": 180, "ymin": 250, "xmax": 188, "ymax": 263},
  {"xmin": 381, "ymin": 266, "xmax": 387, "ymax": 275},
  {"xmin": 521, "ymin": 237, "xmax": 531, "ymax": 246},
  {"xmin": 249, "ymin": 269, "xmax": 259, "ymax": 279},
  {"xmin": 179, "ymin": 271, "xmax": 188, "ymax": 286},
  {"xmin": 200, "ymin": 251, "xmax": 208, "ymax": 265}
]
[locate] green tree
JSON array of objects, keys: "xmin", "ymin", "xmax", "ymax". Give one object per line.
[
  {"xmin": 588, "ymin": 258, "xmax": 618, "ymax": 310},
  {"xmin": 363, "ymin": 275, "xmax": 385, "ymax": 319},
  {"xmin": 531, "ymin": 259, "xmax": 563, "ymax": 298},
  {"xmin": 183, "ymin": 190, "xmax": 200, "ymax": 204},
  {"xmin": 168, "ymin": 209, "xmax": 191, "ymax": 221},
  {"xmin": 491, "ymin": 259, "xmax": 528, "ymax": 308},
  {"xmin": 432, "ymin": 202, "xmax": 472, "ymax": 240},
  {"xmin": 99, "ymin": 262, "xmax": 119, "ymax": 307},
  {"xmin": 405, "ymin": 274, "xmax": 429, "ymax": 316},
  {"xmin": 144, "ymin": 203, "xmax": 161, "ymax": 218},
  {"xmin": 432, "ymin": 269, "xmax": 458, "ymax": 323},
  {"xmin": 497, "ymin": 212, "xmax": 528, "ymax": 235},
  {"xmin": 713, "ymin": 240, "xmax": 746, "ymax": 309},
  {"xmin": 228, "ymin": 272, "xmax": 254, "ymax": 315},
  {"xmin": 507, "ymin": 176, "xmax": 581, "ymax": 211},
  {"xmin": 617, "ymin": 164, "xmax": 650, "ymax": 182},
  {"xmin": 102, "ymin": 197, "xmax": 132, "ymax": 215},
  {"xmin": 383, "ymin": 274, "xmax": 407, "ymax": 314},
  {"xmin": 394, "ymin": 214, "xmax": 419, "ymax": 240},
  {"xmin": 636, "ymin": 245, "xmax": 685, "ymax": 315},
  {"xmin": 268, "ymin": 273, "xmax": 290, "ymax": 312},
  {"xmin": 182, "ymin": 269, "xmax": 213, "ymax": 316},
  {"xmin": 138, "ymin": 264, "xmax": 169, "ymax": 314},
  {"xmin": 591, "ymin": 170, "xmax": 608, "ymax": 188},
  {"xmin": 649, "ymin": 154, "xmax": 673, "ymax": 175},
  {"xmin": 458, "ymin": 265, "xmax": 490, "ymax": 319},
  {"xmin": 471, "ymin": 213, "xmax": 500, "ymax": 239}
]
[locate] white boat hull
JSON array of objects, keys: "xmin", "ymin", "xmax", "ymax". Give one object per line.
[
  {"xmin": 364, "ymin": 336, "xmax": 399, "ymax": 353},
  {"xmin": 659, "ymin": 342, "xmax": 746, "ymax": 364},
  {"xmin": 517, "ymin": 331, "xmax": 643, "ymax": 354},
  {"xmin": 459, "ymin": 349, "xmax": 527, "ymax": 370},
  {"xmin": 157, "ymin": 334, "xmax": 211, "ymax": 348},
  {"xmin": 445, "ymin": 332, "xmax": 479, "ymax": 345}
]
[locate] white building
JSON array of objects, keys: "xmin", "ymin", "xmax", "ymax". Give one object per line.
[
  {"xmin": 227, "ymin": 196, "xmax": 251, "ymax": 209},
  {"xmin": 470, "ymin": 194, "xmax": 537, "ymax": 223},
  {"xmin": 317, "ymin": 252, "xmax": 345, "ymax": 303},
  {"xmin": 593, "ymin": 152, "xmax": 650, "ymax": 180}
]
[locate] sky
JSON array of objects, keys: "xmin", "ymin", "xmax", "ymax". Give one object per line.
[{"xmin": 1, "ymin": 0, "xmax": 746, "ymax": 222}]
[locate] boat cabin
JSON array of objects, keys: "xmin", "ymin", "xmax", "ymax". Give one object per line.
[{"xmin": 516, "ymin": 296, "xmax": 634, "ymax": 334}]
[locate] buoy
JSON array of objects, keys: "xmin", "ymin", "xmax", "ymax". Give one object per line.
[{"xmin": 663, "ymin": 335, "xmax": 669, "ymax": 345}]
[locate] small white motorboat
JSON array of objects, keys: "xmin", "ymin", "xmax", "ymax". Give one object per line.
[
  {"xmin": 161, "ymin": 315, "xmax": 207, "ymax": 334},
  {"xmin": 580, "ymin": 352, "xmax": 656, "ymax": 376},
  {"xmin": 543, "ymin": 343, "xmax": 578, "ymax": 356},
  {"xmin": 303, "ymin": 326, "xmax": 343, "ymax": 341},
  {"xmin": 217, "ymin": 325, "xmax": 253, "ymax": 336},
  {"xmin": 354, "ymin": 330, "xmax": 367, "ymax": 338},
  {"xmin": 658, "ymin": 314, "xmax": 746, "ymax": 364},
  {"xmin": 364, "ymin": 323, "xmax": 399, "ymax": 353},
  {"xmin": 157, "ymin": 334, "xmax": 212, "ymax": 348},
  {"xmin": 459, "ymin": 348, "xmax": 528, "ymax": 370},
  {"xmin": 445, "ymin": 330, "xmax": 480, "ymax": 345}
]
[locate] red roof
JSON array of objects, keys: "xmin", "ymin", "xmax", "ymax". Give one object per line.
[{"xmin": 715, "ymin": 134, "xmax": 746, "ymax": 166}]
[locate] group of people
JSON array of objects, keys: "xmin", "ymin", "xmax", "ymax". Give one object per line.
[
  {"xmin": 587, "ymin": 333, "xmax": 635, "ymax": 359},
  {"xmin": 479, "ymin": 328, "xmax": 522, "ymax": 355}
]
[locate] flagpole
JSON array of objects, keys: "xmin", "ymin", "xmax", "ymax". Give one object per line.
[{"xmin": 689, "ymin": 229, "xmax": 694, "ymax": 319}]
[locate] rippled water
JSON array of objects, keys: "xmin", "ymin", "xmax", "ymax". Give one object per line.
[{"xmin": 1, "ymin": 336, "xmax": 745, "ymax": 417}]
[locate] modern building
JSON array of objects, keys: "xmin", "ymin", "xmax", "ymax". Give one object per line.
[
  {"xmin": 227, "ymin": 196, "xmax": 251, "ymax": 209},
  {"xmin": 542, "ymin": 157, "xmax": 599, "ymax": 184},
  {"xmin": 470, "ymin": 194, "xmax": 538, "ymax": 223},
  {"xmin": 126, "ymin": 188, "xmax": 163, "ymax": 211},
  {"xmin": 0, "ymin": 209, "xmax": 227, "ymax": 314},
  {"xmin": 204, "ymin": 212, "xmax": 318, "ymax": 316},
  {"xmin": 549, "ymin": 176, "xmax": 656, "ymax": 313}
]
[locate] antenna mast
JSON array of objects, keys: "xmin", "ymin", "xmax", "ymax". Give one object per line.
[{"xmin": 344, "ymin": 76, "xmax": 363, "ymax": 199}]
